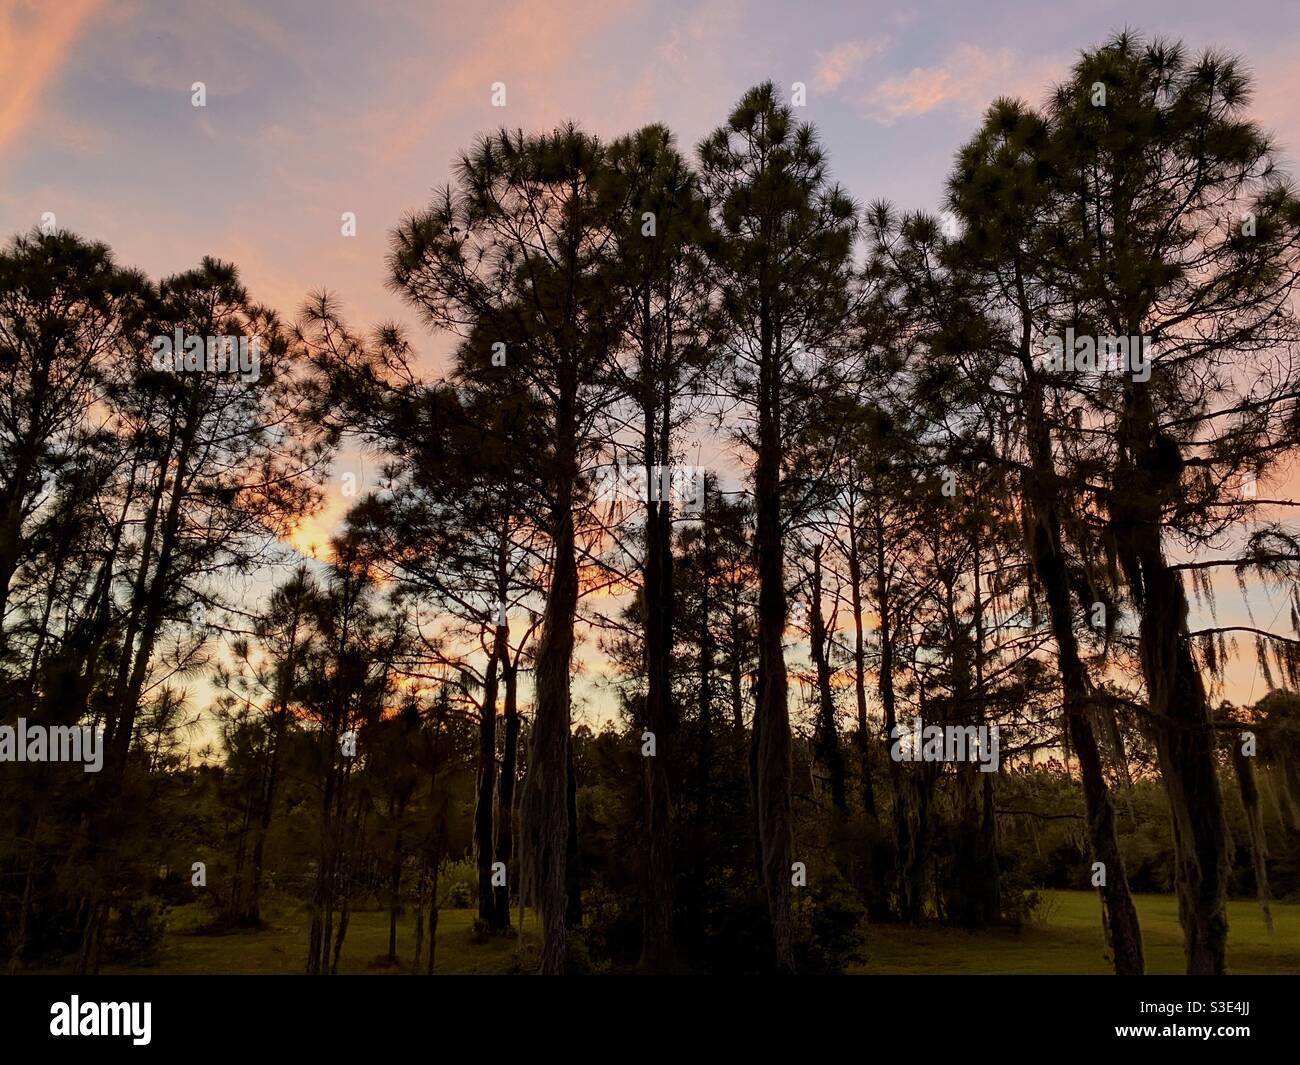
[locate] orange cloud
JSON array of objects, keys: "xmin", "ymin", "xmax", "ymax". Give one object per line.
[
  {"xmin": 0, "ymin": 0, "xmax": 101, "ymax": 157},
  {"xmin": 862, "ymin": 44, "xmax": 1061, "ymax": 124},
  {"xmin": 369, "ymin": 0, "xmax": 637, "ymax": 163}
]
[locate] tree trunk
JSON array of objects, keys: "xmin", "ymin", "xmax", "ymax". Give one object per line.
[
  {"xmin": 1015, "ymin": 294, "xmax": 1146, "ymax": 973},
  {"xmin": 871, "ymin": 504, "xmax": 914, "ymax": 920},
  {"xmin": 639, "ymin": 407, "xmax": 677, "ymax": 968},
  {"xmin": 810, "ymin": 544, "xmax": 847, "ymax": 811},
  {"xmin": 491, "ymin": 660, "xmax": 519, "ymax": 929},
  {"xmin": 413, "ymin": 874, "xmax": 426, "ymax": 973},
  {"xmin": 1134, "ymin": 547, "xmax": 1229, "ymax": 974},
  {"xmin": 388, "ymin": 795, "xmax": 406, "ymax": 963},
  {"xmin": 109, "ymin": 410, "xmax": 197, "ymax": 785},
  {"xmin": 522, "ymin": 443, "xmax": 577, "ymax": 974},
  {"xmin": 565, "ymin": 738, "xmax": 582, "ymax": 930},
  {"xmin": 1029, "ymin": 444, "xmax": 1146, "ymax": 972},
  {"xmin": 426, "ymin": 822, "xmax": 446, "ymax": 976},
  {"xmin": 752, "ymin": 331, "xmax": 795, "ymax": 972},
  {"xmin": 687, "ymin": 496, "xmax": 716, "ymax": 951},
  {"xmin": 475, "ymin": 625, "xmax": 501, "ymax": 927},
  {"xmin": 1112, "ymin": 380, "xmax": 1225, "ymax": 974},
  {"xmin": 1230, "ymin": 733, "xmax": 1273, "ymax": 934},
  {"xmin": 247, "ymin": 613, "xmax": 300, "ymax": 926},
  {"xmin": 846, "ymin": 513, "xmax": 876, "ymax": 816},
  {"xmin": 729, "ymin": 602, "xmax": 745, "ymax": 732}
]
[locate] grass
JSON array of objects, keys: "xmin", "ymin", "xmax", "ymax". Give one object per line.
[
  {"xmin": 95, "ymin": 891, "xmax": 1299, "ymax": 974},
  {"xmin": 101, "ymin": 903, "xmax": 541, "ymax": 975},
  {"xmin": 849, "ymin": 891, "xmax": 1300, "ymax": 975}
]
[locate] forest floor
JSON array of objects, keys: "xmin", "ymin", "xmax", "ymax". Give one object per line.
[{"xmin": 95, "ymin": 890, "xmax": 1299, "ymax": 974}]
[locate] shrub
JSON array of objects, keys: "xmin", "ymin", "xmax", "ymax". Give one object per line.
[
  {"xmin": 441, "ymin": 858, "xmax": 477, "ymax": 909},
  {"xmin": 794, "ymin": 874, "xmax": 869, "ymax": 974},
  {"xmin": 105, "ymin": 899, "xmax": 170, "ymax": 965}
]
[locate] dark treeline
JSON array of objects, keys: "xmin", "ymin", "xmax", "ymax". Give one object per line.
[{"xmin": 4, "ymin": 32, "xmax": 1300, "ymax": 976}]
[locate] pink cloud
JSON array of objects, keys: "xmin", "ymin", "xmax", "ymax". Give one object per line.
[
  {"xmin": 367, "ymin": 0, "xmax": 640, "ymax": 162},
  {"xmin": 0, "ymin": 0, "xmax": 102, "ymax": 157},
  {"xmin": 861, "ymin": 44, "xmax": 1062, "ymax": 124},
  {"xmin": 618, "ymin": 0, "xmax": 745, "ymax": 133},
  {"xmin": 813, "ymin": 36, "xmax": 891, "ymax": 92}
]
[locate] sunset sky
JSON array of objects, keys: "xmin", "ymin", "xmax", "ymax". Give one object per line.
[
  {"xmin": 3, "ymin": 0, "xmax": 1298, "ymax": 722},
  {"xmin": 4, "ymin": 0, "xmax": 1298, "ymax": 336}
]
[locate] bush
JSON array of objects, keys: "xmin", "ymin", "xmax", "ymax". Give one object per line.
[
  {"xmin": 105, "ymin": 899, "xmax": 170, "ymax": 965},
  {"xmin": 794, "ymin": 874, "xmax": 869, "ymax": 974},
  {"xmin": 442, "ymin": 859, "xmax": 477, "ymax": 909}
]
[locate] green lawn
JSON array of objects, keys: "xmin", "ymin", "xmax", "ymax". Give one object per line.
[
  {"xmin": 102, "ymin": 904, "xmax": 541, "ymax": 975},
  {"xmin": 849, "ymin": 891, "xmax": 1300, "ymax": 975},
  {"xmin": 99, "ymin": 891, "xmax": 1298, "ymax": 974}
]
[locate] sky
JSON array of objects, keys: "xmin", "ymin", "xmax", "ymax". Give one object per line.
[
  {"xmin": 4, "ymin": 0, "xmax": 1298, "ymax": 335},
  {"xmin": 2, "ymin": 0, "xmax": 1299, "ymax": 725}
]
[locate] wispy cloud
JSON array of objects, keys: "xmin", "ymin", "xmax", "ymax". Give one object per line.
[
  {"xmin": 618, "ymin": 0, "xmax": 745, "ymax": 133},
  {"xmin": 368, "ymin": 0, "xmax": 637, "ymax": 162},
  {"xmin": 861, "ymin": 44, "xmax": 1061, "ymax": 124},
  {"xmin": 813, "ymin": 36, "xmax": 891, "ymax": 91},
  {"xmin": 0, "ymin": 0, "xmax": 102, "ymax": 156}
]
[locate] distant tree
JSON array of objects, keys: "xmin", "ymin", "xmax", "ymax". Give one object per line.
[
  {"xmin": 299, "ymin": 535, "xmax": 409, "ymax": 975},
  {"xmin": 213, "ymin": 564, "xmax": 315, "ymax": 925}
]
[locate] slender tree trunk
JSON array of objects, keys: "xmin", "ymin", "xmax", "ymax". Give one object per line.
[
  {"xmin": 871, "ymin": 505, "xmax": 913, "ymax": 920},
  {"xmin": 752, "ymin": 324, "xmax": 795, "ymax": 972},
  {"xmin": 413, "ymin": 873, "xmax": 426, "ymax": 973},
  {"xmin": 227, "ymin": 788, "xmax": 256, "ymax": 923},
  {"xmin": 308, "ymin": 713, "xmax": 343, "ymax": 975},
  {"xmin": 26, "ymin": 547, "xmax": 66, "ymax": 689},
  {"xmin": 639, "ymin": 403, "xmax": 677, "ymax": 968},
  {"xmin": 810, "ymin": 544, "xmax": 846, "ymax": 811},
  {"xmin": 1028, "ymin": 439, "xmax": 1146, "ymax": 971},
  {"xmin": 100, "ymin": 421, "xmax": 173, "ymax": 782},
  {"xmin": 687, "ymin": 494, "xmax": 715, "ymax": 951},
  {"xmin": 74, "ymin": 410, "xmax": 190, "ymax": 977},
  {"xmin": 1014, "ymin": 287, "xmax": 1145, "ymax": 974},
  {"xmin": 475, "ymin": 627, "xmax": 501, "ymax": 927},
  {"xmin": 980, "ymin": 772, "xmax": 1000, "ymax": 922},
  {"xmin": 565, "ymin": 738, "xmax": 581, "ymax": 930},
  {"xmin": 247, "ymin": 670, "xmax": 294, "ymax": 927},
  {"xmin": 110, "ymin": 410, "xmax": 197, "ymax": 784},
  {"xmin": 1230, "ymin": 733, "xmax": 1273, "ymax": 933},
  {"xmin": 329, "ymin": 760, "xmax": 370, "ymax": 976},
  {"xmin": 388, "ymin": 795, "xmax": 406, "ymax": 963},
  {"xmin": 426, "ymin": 881, "xmax": 441, "ymax": 975},
  {"xmin": 1129, "ymin": 540, "xmax": 1229, "ymax": 974},
  {"xmin": 846, "ymin": 514, "xmax": 876, "ymax": 816},
  {"xmin": 1112, "ymin": 373, "xmax": 1224, "ymax": 974},
  {"xmin": 427, "ymin": 816, "xmax": 447, "ymax": 975},
  {"xmin": 522, "ymin": 433, "xmax": 578, "ymax": 974},
  {"xmin": 491, "ymin": 660, "xmax": 519, "ymax": 929},
  {"xmin": 729, "ymin": 601, "xmax": 745, "ymax": 732}
]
